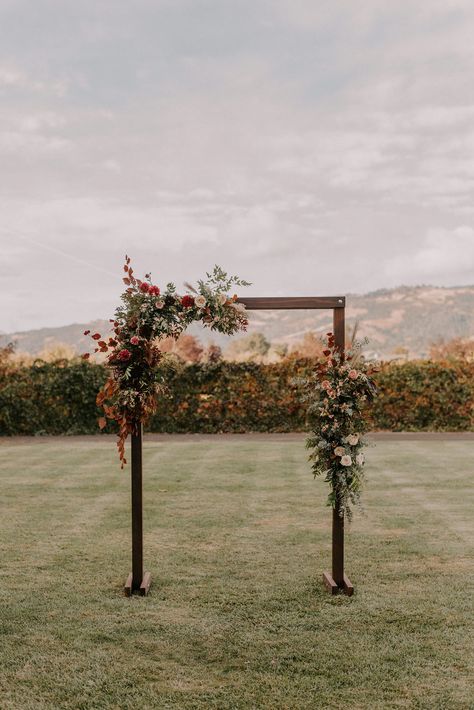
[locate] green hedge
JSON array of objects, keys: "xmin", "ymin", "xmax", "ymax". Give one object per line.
[
  {"xmin": 0, "ymin": 359, "xmax": 472, "ymax": 435},
  {"xmin": 368, "ymin": 361, "xmax": 474, "ymax": 431},
  {"xmin": 0, "ymin": 360, "xmax": 107, "ymax": 435}
]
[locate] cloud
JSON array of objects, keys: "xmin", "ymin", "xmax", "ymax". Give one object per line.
[
  {"xmin": 1, "ymin": 0, "xmax": 474, "ymax": 331},
  {"xmin": 386, "ymin": 226, "xmax": 474, "ymax": 285},
  {"xmin": 0, "ymin": 65, "xmax": 27, "ymax": 87},
  {"xmin": 412, "ymin": 226, "xmax": 474, "ymax": 280}
]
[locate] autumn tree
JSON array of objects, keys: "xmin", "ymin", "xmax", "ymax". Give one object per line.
[
  {"xmin": 159, "ymin": 334, "xmax": 204, "ymax": 363},
  {"xmin": 290, "ymin": 331, "xmax": 325, "ymax": 359},
  {"xmin": 38, "ymin": 341, "xmax": 77, "ymax": 362},
  {"xmin": 273, "ymin": 343, "xmax": 289, "ymax": 360},
  {"xmin": 0, "ymin": 342, "xmax": 16, "ymax": 375},
  {"xmin": 429, "ymin": 337, "xmax": 474, "ymax": 362},
  {"xmin": 202, "ymin": 342, "xmax": 223, "ymax": 363},
  {"xmin": 225, "ymin": 332, "xmax": 271, "ymax": 362}
]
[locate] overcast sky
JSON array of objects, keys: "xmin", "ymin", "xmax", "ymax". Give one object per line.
[{"xmin": 1, "ymin": 0, "xmax": 474, "ymax": 333}]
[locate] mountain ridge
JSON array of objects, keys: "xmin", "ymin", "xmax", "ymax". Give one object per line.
[{"xmin": 2, "ymin": 284, "xmax": 473, "ymax": 360}]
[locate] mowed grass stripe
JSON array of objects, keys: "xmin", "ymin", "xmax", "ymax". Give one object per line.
[{"xmin": 0, "ymin": 439, "xmax": 473, "ymax": 709}]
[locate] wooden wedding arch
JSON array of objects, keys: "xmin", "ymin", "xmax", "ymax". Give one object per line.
[{"xmin": 125, "ymin": 295, "xmax": 353, "ymax": 597}]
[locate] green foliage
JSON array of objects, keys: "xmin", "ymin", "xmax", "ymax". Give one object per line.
[
  {"xmin": 368, "ymin": 360, "xmax": 474, "ymax": 431},
  {"xmin": 197, "ymin": 264, "xmax": 251, "ymax": 293},
  {"xmin": 0, "ymin": 359, "xmax": 109, "ymax": 436},
  {"xmin": 226, "ymin": 331, "xmax": 271, "ymax": 360},
  {"xmin": 149, "ymin": 359, "xmax": 308, "ymax": 433},
  {"xmin": 297, "ymin": 335, "xmax": 378, "ymax": 519},
  {"xmin": 0, "ymin": 358, "xmax": 473, "ymax": 436}
]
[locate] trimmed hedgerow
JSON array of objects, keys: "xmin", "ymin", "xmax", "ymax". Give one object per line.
[
  {"xmin": 0, "ymin": 360, "xmax": 108, "ymax": 436},
  {"xmin": 0, "ymin": 359, "xmax": 472, "ymax": 436},
  {"xmin": 367, "ymin": 360, "xmax": 474, "ymax": 431}
]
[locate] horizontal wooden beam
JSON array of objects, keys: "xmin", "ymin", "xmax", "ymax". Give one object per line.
[{"xmin": 236, "ymin": 296, "xmax": 345, "ymax": 310}]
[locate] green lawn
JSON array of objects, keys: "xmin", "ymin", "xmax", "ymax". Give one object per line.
[{"xmin": 1, "ymin": 437, "xmax": 473, "ymax": 709}]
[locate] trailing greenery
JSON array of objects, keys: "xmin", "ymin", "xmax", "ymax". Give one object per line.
[
  {"xmin": 0, "ymin": 358, "xmax": 473, "ymax": 436},
  {"xmin": 84, "ymin": 256, "xmax": 249, "ymax": 465},
  {"xmin": 297, "ymin": 334, "xmax": 378, "ymax": 518}
]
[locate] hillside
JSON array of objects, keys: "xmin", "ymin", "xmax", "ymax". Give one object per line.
[{"xmin": 2, "ymin": 285, "xmax": 473, "ymax": 360}]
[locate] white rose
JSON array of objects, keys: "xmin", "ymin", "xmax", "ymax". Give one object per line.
[
  {"xmin": 346, "ymin": 434, "xmax": 360, "ymax": 446},
  {"xmin": 334, "ymin": 446, "xmax": 345, "ymax": 457},
  {"xmin": 195, "ymin": 295, "xmax": 206, "ymax": 308},
  {"xmin": 341, "ymin": 455, "xmax": 352, "ymax": 467},
  {"xmin": 218, "ymin": 293, "xmax": 227, "ymax": 305},
  {"xmin": 356, "ymin": 453, "xmax": 365, "ymax": 466}
]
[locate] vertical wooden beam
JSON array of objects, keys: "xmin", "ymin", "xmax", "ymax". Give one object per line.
[
  {"xmin": 333, "ymin": 306, "xmax": 345, "ymax": 355},
  {"xmin": 131, "ymin": 423, "xmax": 143, "ymax": 592},
  {"xmin": 332, "ymin": 508, "xmax": 344, "ymax": 587},
  {"xmin": 333, "ymin": 307, "xmax": 345, "ymax": 588}
]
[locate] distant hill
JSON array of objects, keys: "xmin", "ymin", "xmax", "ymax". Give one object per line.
[
  {"xmin": 243, "ymin": 285, "xmax": 474, "ymax": 359},
  {"xmin": 2, "ymin": 285, "xmax": 473, "ymax": 360}
]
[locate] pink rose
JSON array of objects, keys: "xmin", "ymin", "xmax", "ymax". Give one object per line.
[
  {"xmin": 118, "ymin": 349, "xmax": 131, "ymax": 361},
  {"xmin": 130, "ymin": 336, "xmax": 139, "ymax": 345},
  {"xmin": 348, "ymin": 369, "xmax": 358, "ymax": 380},
  {"xmin": 321, "ymin": 380, "xmax": 331, "ymax": 390}
]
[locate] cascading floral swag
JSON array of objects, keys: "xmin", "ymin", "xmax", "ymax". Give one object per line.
[
  {"xmin": 299, "ymin": 333, "xmax": 378, "ymax": 519},
  {"xmin": 83, "ymin": 256, "xmax": 249, "ymax": 465}
]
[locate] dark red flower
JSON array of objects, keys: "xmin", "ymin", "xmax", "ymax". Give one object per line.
[
  {"xmin": 82, "ymin": 353, "xmax": 90, "ymax": 359},
  {"xmin": 323, "ymin": 349, "xmax": 331, "ymax": 356},
  {"xmin": 92, "ymin": 333, "xmax": 101, "ymax": 340},
  {"xmin": 130, "ymin": 336, "xmax": 140, "ymax": 345},
  {"xmin": 140, "ymin": 282, "xmax": 149, "ymax": 293},
  {"xmin": 181, "ymin": 295, "xmax": 195, "ymax": 308},
  {"xmin": 149, "ymin": 285, "xmax": 160, "ymax": 296},
  {"xmin": 117, "ymin": 349, "xmax": 131, "ymax": 361},
  {"xmin": 83, "ymin": 330, "xmax": 90, "ymax": 335}
]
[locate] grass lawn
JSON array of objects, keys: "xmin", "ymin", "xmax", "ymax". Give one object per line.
[{"xmin": 0, "ymin": 437, "xmax": 473, "ymax": 709}]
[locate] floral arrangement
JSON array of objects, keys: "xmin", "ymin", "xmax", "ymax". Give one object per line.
[
  {"xmin": 299, "ymin": 333, "xmax": 378, "ymax": 519},
  {"xmin": 83, "ymin": 256, "xmax": 249, "ymax": 465}
]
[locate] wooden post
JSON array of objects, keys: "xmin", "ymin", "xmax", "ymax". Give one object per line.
[
  {"xmin": 333, "ymin": 307, "xmax": 345, "ymax": 587},
  {"xmin": 131, "ymin": 424, "xmax": 143, "ymax": 590},
  {"xmin": 124, "ymin": 423, "xmax": 151, "ymax": 596},
  {"xmin": 323, "ymin": 305, "xmax": 353, "ymax": 596}
]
